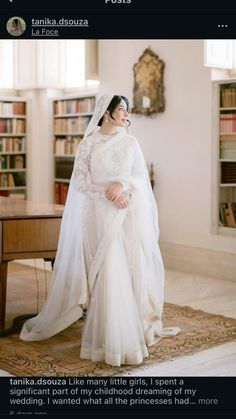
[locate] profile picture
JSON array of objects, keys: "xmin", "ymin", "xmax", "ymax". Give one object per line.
[{"xmin": 6, "ymin": 16, "xmax": 26, "ymax": 37}]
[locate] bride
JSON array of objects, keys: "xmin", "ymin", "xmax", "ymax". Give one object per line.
[{"xmin": 20, "ymin": 94, "xmax": 180, "ymax": 366}]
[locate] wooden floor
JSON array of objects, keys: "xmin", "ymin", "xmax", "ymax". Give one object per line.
[{"xmin": 1, "ymin": 263, "xmax": 236, "ymax": 377}]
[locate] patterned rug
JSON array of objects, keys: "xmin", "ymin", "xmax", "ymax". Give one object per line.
[{"xmin": 1, "ymin": 302, "xmax": 236, "ymax": 376}]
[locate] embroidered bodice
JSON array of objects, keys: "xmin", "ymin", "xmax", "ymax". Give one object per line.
[{"xmin": 72, "ymin": 130, "xmax": 135, "ymax": 199}]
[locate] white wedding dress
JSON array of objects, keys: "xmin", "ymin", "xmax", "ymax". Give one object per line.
[{"xmin": 20, "ymin": 98, "xmax": 180, "ymax": 367}]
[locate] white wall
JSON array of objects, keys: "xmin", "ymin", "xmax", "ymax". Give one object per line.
[
  {"xmin": 99, "ymin": 39, "xmax": 236, "ymax": 254},
  {"xmin": 18, "ymin": 88, "xmax": 63, "ymax": 203}
]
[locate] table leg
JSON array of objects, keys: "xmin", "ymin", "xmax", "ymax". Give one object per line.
[
  {"xmin": 0, "ymin": 261, "xmax": 7, "ymax": 332},
  {"xmin": 0, "ymin": 261, "xmax": 37, "ymax": 337},
  {"xmin": 0, "ymin": 257, "xmax": 56, "ymax": 337}
]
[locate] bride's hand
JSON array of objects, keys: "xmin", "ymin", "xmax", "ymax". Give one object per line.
[
  {"xmin": 105, "ymin": 182, "xmax": 123, "ymax": 201},
  {"xmin": 114, "ymin": 193, "xmax": 130, "ymax": 209}
]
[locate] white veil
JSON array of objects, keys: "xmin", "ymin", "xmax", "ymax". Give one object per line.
[{"xmin": 20, "ymin": 94, "xmax": 115, "ymax": 341}]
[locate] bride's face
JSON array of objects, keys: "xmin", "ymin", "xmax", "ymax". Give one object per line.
[{"xmin": 109, "ymin": 99, "xmax": 129, "ymax": 127}]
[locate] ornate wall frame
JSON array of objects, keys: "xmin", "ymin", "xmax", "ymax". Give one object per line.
[{"xmin": 132, "ymin": 48, "xmax": 165, "ymax": 116}]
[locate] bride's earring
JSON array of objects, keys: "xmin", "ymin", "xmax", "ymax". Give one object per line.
[{"xmin": 105, "ymin": 112, "xmax": 109, "ymax": 123}]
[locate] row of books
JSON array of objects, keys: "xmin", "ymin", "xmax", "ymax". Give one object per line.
[
  {"xmin": 0, "ymin": 138, "xmax": 25, "ymax": 152},
  {"xmin": 219, "ymin": 202, "xmax": 236, "ymax": 227},
  {"xmin": 54, "ymin": 97, "xmax": 95, "ymax": 115},
  {"xmin": 220, "ymin": 141, "xmax": 236, "ymax": 159},
  {"xmin": 219, "ymin": 114, "xmax": 236, "ymax": 133},
  {"xmin": 220, "ymin": 87, "xmax": 236, "ymax": 108},
  {"xmin": 221, "ymin": 162, "xmax": 236, "ymax": 183},
  {"xmin": 54, "ymin": 182, "xmax": 69, "ymax": 205},
  {"xmin": 0, "ymin": 102, "xmax": 26, "ymax": 115},
  {"xmin": 0, "ymin": 155, "xmax": 25, "ymax": 169},
  {"xmin": 54, "ymin": 137, "xmax": 82, "ymax": 155},
  {"xmin": 0, "ymin": 172, "xmax": 26, "ymax": 187},
  {"xmin": 0, "ymin": 119, "xmax": 26, "ymax": 134},
  {"xmin": 54, "ymin": 116, "xmax": 91, "ymax": 133},
  {"xmin": 220, "ymin": 188, "xmax": 236, "ymax": 204},
  {"xmin": 220, "ymin": 134, "xmax": 236, "ymax": 141},
  {"xmin": 55, "ymin": 159, "xmax": 73, "ymax": 179}
]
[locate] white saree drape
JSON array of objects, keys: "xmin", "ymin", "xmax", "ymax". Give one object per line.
[{"xmin": 20, "ymin": 98, "xmax": 180, "ymax": 366}]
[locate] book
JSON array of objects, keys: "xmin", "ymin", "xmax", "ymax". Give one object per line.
[
  {"xmin": 54, "ymin": 183, "xmax": 60, "ymax": 204},
  {"xmin": 12, "ymin": 172, "xmax": 25, "ymax": 187},
  {"xmin": 0, "ymin": 155, "xmax": 7, "ymax": 169},
  {"xmin": 221, "ymin": 162, "xmax": 236, "ymax": 183},
  {"xmin": 13, "ymin": 155, "xmax": 24, "ymax": 169},
  {"xmin": 228, "ymin": 202, "xmax": 236, "ymax": 226},
  {"xmin": 219, "ymin": 203, "xmax": 226, "ymax": 225},
  {"xmin": 224, "ymin": 203, "xmax": 236, "ymax": 227}
]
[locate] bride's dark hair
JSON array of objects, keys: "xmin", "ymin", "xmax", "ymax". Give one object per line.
[{"xmin": 98, "ymin": 95, "xmax": 131, "ymax": 126}]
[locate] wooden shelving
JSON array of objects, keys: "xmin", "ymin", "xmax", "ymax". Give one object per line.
[
  {"xmin": 0, "ymin": 97, "xmax": 27, "ymax": 200},
  {"xmin": 213, "ymin": 81, "xmax": 236, "ymax": 233},
  {"xmin": 52, "ymin": 94, "xmax": 96, "ymax": 204}
]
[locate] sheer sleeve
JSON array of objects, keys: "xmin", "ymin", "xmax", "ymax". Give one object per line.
[{"xmin": 72, "ymin": 139, "xmax": 106, "ymax": 200}]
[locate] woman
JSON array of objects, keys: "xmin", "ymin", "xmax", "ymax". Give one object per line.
[
  {"xmin": 20, "ymin": 94, "xmax": 180, "ymax": 366},
  {"xmin": 9, "ymin": 19, "xmax": 24, "ymax": 36}
]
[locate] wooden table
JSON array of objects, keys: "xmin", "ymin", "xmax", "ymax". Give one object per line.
[{"xmin": 0, "ymin": 197, "xmax": 64, "ymax": 336}]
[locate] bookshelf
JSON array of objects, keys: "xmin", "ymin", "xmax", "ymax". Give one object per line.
[
  {"xmin": 0, "ymin": 97, "xmax": 27, "ymax": 200},
  {"xmin": 213, "ymin": 80, "xmax": 236, "ymax": 235},
  {"xmin": 53, "ymin": 94, "xmax": 96, "ymax": 204}
]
